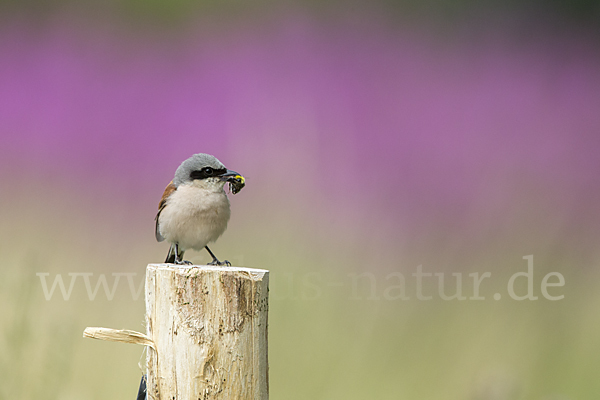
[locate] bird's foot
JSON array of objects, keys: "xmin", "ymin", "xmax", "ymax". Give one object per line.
[
  {"xmin": 208, "ymin": 259, "xmax": 231, "ymax": 267},
  {"xmin": 204, "ymin": 246, "xmax": 230, "ymax": 266},
  {"xmin": 174, "ymin": 259, "xmax": 193, "ymax": 265}
]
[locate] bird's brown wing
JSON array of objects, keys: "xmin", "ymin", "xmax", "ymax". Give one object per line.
[{"xmin": 155, "ymin": 181, "xmax": 176, "ymax": 242}]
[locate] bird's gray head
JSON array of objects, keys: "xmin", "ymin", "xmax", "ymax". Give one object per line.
[{"xmin": 173, "ymin": 153, "xmax": 227, "ymax": 187}]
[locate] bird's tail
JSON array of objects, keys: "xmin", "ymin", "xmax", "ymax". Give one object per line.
[{"xmin": 165, "ymin": 244, "xmax": 184, "ymax": 264}]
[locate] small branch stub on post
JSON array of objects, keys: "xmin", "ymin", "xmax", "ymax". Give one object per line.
[
  {"xmin": 83, "ymin": 327, "xmax": 154, "ymax": 349},
  {"xmin": 146, "ymin": 264, "xmax": 269, "ymax": 400}
]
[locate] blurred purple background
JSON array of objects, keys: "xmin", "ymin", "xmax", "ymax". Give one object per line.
[{"xmin": 2, "ymin": 9, "xmax": 599, "ymax": 261}]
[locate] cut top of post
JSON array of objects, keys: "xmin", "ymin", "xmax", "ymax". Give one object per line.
[{"xmin": 148, "ymin": 263, "xmax": 269, "ymax": 276}]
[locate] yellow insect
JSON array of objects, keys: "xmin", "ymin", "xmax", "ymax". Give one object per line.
[{"xmin": 227, "ymin": 174, "xmax": 245, "ymax": 194}]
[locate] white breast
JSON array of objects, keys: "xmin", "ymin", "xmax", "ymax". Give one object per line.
[{"xmin": 158, "ymin": 184, "xmax": 231, "ymax": 251}]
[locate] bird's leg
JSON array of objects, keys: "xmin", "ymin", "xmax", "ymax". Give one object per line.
[
  {"xmin": 205, "ymin": 246, "xmax": 231, "ymax": 266},
  {"xmin": 173, "ymin": 243, "xmax": 192, "ymax": 265}
]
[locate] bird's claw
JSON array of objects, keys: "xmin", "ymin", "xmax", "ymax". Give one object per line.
[
  {"xmin": 208, "ymin": 259, "xmax": 231, "ymax": 267},
  {"xmin": 174, "ymin": 259, "xmax": 193, "ymax": 265}
]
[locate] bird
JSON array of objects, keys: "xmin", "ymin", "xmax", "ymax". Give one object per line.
[{"xmin": 155, "ymin": 153, "xmax": 245, "ymax": 265}]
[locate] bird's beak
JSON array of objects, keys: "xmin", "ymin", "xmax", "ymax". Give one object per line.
[{"xmin": 219, "ymin": 170, "xmax": 245, "ymax": 185}]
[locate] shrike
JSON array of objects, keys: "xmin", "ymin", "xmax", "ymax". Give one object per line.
[{"xmin": 155, "ymin": 153, "xmax": 245, "ymax": 265}]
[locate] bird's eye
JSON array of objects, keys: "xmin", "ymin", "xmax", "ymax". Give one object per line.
[{"xmin": 189, "ymin": 167, "xmax": 217, "ymax": 180}]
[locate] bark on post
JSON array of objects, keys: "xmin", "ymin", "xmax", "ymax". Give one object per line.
[{"xmin": 145, "ymin": 264, "xmax": 269, "ymax": 400}]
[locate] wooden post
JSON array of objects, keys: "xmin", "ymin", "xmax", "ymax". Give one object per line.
[{"xmin": 145, "ymin": 264, "xmax": 269, "ymax": 400}]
